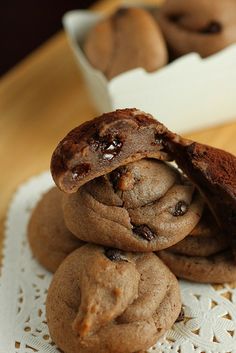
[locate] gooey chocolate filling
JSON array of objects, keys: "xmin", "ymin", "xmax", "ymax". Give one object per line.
[{"xmin": 89, "ymin": 133, "xmax": 123, "ymax": 161}]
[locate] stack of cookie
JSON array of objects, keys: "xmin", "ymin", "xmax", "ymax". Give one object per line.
[{"xmin": 28, "ymin": 108, "xmax": 236, "ymax": 353}]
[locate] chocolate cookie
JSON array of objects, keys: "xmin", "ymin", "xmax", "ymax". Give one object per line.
[
  {"xmin": 63, "ymin": 159, "xmax": 203, "ymax": 251},
  {"xmin": 155, "ymin": 0, "xmax": 236, "ymax": 58},
  {"xmin": 28, "ymin": 187, "xmax": 83, "ymax": 272},
  {"xmin": 166, "ymin": 135, "xmax": 236, "ymax": 257},
  {"xmin": 51, "ymin": 109, "xmax": 172, "ymax": 193},
  {"xmin": 84, "ymin": 7, "xmax": 168, "ymax": 79},
  {"xmin": 158, "ymin": 207, "xmax": 235, "ymax": 283},
  {"xmin": 51, "ymin": 108, "xmax": 236, "ymax": 253},
  {"xmin": 159, "ymin": 250, "xmax": 236, "ymax": 284},
  {"xmin": 46, "ymin": 244, "xmax": 181, "ymax": 353},
  {"xmin": 169, "ymin": 207, "xmax": 227, "ymax": 257}
]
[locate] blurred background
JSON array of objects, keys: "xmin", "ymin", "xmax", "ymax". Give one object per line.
[{"xmin": 0, "ymin": 0, "xmax": 97, "ymax": 76}]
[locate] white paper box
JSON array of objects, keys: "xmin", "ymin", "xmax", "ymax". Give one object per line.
[{"xmin": 63, "ymin": 10, "xmax": 236, "ymax": 133}]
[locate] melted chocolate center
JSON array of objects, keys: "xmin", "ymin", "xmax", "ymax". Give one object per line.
[{"xmin": 90, "ymin": 133, "xmax": 123, "ymax": 161}]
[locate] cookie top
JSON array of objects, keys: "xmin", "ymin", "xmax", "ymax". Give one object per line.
[
  {"xmin": 155, "ymin": 0, "xmax": 236, "ymax": 57},
  {"xmin": 46, "ymin": 244, "xmax": 181, "ymax": 353},
  {"xmin": 28, "ymin": 187, "xmax": 83, "ymax": 272},
  {"xmin": 84, "ymin": 7, "xmax": 168, "ymax": 79},
  {"xmin": 63, "ymin": 159, "xmax": 203, "ymax": 251}
]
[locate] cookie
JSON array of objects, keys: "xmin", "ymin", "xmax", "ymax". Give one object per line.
[
  {"xmin": 169, "ymin": 207, "xmax": 227, "ymax": 257},
  {"xmin": 159, "ymin": 250, "xmax": 236, "ymax": 284},
  {"xmin": 28, "ymin": 187, "xmax": 83, "ymax": 272},
  {"xmin": 51, "ymin": 108, "xmax": 236, "ymax": 252},
  {"xmin": 50, "ymin": 109, "xmax": 172, "ymax": 193},
  {"xmin": 158, "ymin": 207, "xmax": 235, "ymax": 283},
  {"xmin": 155, "ymin": 0, "xmax": 236, "ymax": 58},
  {"xmin": 46, "ymin": 244, "xmax": 181, "ymax": 353},
  {"xmin": 166, "ymin": 134, "xmax": 236, "ymax": 256},
  {"xmin": 63, "ymin": 159, "xmax": 203, "ymax": 251},
  {"xmin": 84, "ymin": 7, "xmax": 168, "ymax": 79}
]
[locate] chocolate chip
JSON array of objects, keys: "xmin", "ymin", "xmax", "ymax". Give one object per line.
[
  {"xmin": 109, "ymin": 167, "xmax": 125, "ymax": 190},
  {"xmin": 172, "ymin": 201, "xmax": 188, "ymax": 217},
  {"xmin": 89, "ymin": 133, "xmax": 123, "ymax": 160},
  {"xmin": 71, "ymin": 164, "xmax": 91, "ymax": 180},
  {"xmin": 103, "ymin": 137, "xmax": 122, "ymax": 152},
  {"xmin": 133, "ymin": 224, "xmax": 155, "ymax": 241},
  {"xmin": 105, "ymin": 248, "xmax": 126, "ymax": 261},
  {"xmin": 176, "ymin": 306, "xmax": 185, "ymax": 322},
  {"xmin": 155, "ymin": 133, "xmax": 163, "ymax": 145},
  {"xmin": 89, "ymin": 135, "xmax": 100, "ymax": 151},
  {"xmin": 152, "ymin": 133, "xmax": 169, "ymax": 152},
  {"xmin": 169, "ymin": 13, "xmax": 183, "ymax": 23},
  {"xmin": 201, "ymin": 21, "xmax": 222, "ymax": 34}
]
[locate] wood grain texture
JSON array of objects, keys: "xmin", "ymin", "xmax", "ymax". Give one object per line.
[{"xmin": 0, "ymin": 0, "xmax": 236, "ymax": 261}]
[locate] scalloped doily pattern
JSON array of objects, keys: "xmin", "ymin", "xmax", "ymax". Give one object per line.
[{"xmin": 1, "ymin": 172, "xmax": 236, "ymax": 353}]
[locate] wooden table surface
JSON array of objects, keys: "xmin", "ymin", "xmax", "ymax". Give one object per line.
[{"xmin": 1, "ymin": 0, "xmax": 236, "ymax": 259}]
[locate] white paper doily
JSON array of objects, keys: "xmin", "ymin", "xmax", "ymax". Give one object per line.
[{"xmin": 1, "ymin": 171, "xmax": 236, "ymax": 353}]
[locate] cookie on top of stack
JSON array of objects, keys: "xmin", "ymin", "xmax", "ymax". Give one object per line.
[{"xmin": 27, "ymin": 108, "xmax": 236, "ymax": 353}]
